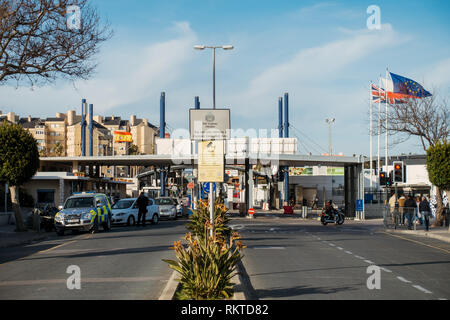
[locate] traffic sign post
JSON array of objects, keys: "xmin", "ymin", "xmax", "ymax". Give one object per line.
[{"xmin": 248, "ymin": 208, "xmax": 255, "ymax": 219}]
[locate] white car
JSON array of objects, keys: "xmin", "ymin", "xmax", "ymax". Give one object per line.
[
  {"xmin": 111, "ymin": 197, "xmax": 159, "ymax": 225},
  {"xmin": 155, "ymin": 197, "xmax": 177, "ymax": 220}
]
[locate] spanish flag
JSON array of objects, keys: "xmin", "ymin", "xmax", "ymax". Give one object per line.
[{"xmin": 114, "ymin": 131, "xmax": 133, "ymax": 143}]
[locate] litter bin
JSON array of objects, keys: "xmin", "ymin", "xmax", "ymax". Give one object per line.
[{"xmin": 239, "ymin": 203, "xmax": 246, "ymax": 216}]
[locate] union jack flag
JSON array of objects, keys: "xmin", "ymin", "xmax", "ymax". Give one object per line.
[{"xmin": 371, "ymin": 84, "xmax": 407, "ymax": 104}]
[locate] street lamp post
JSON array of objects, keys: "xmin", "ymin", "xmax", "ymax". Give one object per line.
[
  {"xmin": 325, "ymin": 118, "xmax": 335, "ymax": 156},
  {"xmin": 194, "ymin": 44, "xmax": 233, "ymax": 237},
  {"xmin": 194, "ymin": 45, "xmax": 233, "ymax": 109}
]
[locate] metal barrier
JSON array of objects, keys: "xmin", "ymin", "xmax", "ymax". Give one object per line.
[{"xmin": 383, "ymin": 206, "xmax": 418, "ymax": 230}]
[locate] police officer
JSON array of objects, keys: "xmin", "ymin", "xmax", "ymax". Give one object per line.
[{"xmin": 136, "ymin": 192, "xmax": 149, "ymax": 227}]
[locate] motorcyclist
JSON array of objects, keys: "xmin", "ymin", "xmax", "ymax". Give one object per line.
[{"xmin": 324, "ymin": 200, "xmax": 336, "ymax": 221}]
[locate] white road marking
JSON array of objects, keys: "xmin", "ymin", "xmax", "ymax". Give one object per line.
[
  {"xmin": 364, "ymin": 260, "xmax": 375, "ymax": 264},
  {"xmin": 345, "ymin": 251, "xmax": 353, "ymax": 255},
  {"xmin": 336, "ymin": 247, "xmax": 343, "ymax": 250},
  {"xmin": 253, "ymin": 246, "xmax": 286, "ymax": 250},
  {"xmin": 354, "ymin": 255, "xmax": 366, "ymax": 260},
  {"xmin": 329, "ymin": 243, "xmax": 336, "ymax": 247},
  {"xmin": 380, "ymin": 267, "xmax": 392, "ymax": 273},
  {"xmin": 397, "ymin": 276, "xmax": 412, "ymax": 283},
  {"xmin": 412, "ymin": 285, "xmax": 432, "ymax": 294}
]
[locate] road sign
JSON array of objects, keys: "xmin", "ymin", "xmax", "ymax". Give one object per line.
[
  {"xmin": 198, "ymin": 140, "xmax": 224, "ymax": 182},
  {"xmin": 248, "ymin": 208, "xmax": 255, "ymax": 215},
  {"xmin": 202, "ymin": 182, "xmax": 216, "ymax": 193},
  {"xmin": 190, "ymin": 109, "xmax": 230, "ymax": 140},
  {"xmin": 356, "ymin": 199, "xmax": 364, "ymax": 212},
  {"xmin": 187, "ymin": 182, "xmax": 195, "ymax": 190}
]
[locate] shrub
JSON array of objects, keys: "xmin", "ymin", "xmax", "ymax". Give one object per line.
[{"xmin": 163, "ymin": 201, "xmax": 245, "ymax": 300}]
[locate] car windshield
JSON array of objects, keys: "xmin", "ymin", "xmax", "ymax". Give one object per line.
[
  {"xmin": 64, "ymin": 197, "xmax": 94, "ymax": 209},
  {"xmin": 156, "ymin": 198, "xmax": 173, "ymax": 205},
  {"xmin": 112, "ymin": 199, "xmax": 135, "ymax": 209}
]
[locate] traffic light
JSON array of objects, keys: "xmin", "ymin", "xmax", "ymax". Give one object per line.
[
  {"xmin": 393, "ymin": 161, "xmax": 404, "ymax": 183},
  {"xmin": 379, "ymin": 171, "xmax": 387, "ymax": 186}
]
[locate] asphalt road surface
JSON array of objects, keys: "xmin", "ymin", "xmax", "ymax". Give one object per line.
[
  {"xmin": 0, "ymin": 219, "xmax": 187, "ymax": 300},
  {"xmin": 233, "ymin": 217, "xmax": 450, "ymax": 300}
]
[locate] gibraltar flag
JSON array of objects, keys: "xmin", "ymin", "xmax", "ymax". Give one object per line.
[{"xmin": 114, "ymin": 131, "xmax": 133, "ymax": 143}]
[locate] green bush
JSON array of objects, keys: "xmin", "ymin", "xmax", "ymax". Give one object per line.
[
  {"xmin": 163, "ymin": 201, "xmax": 244, "ymax": 300},
  {"xmin": 185, "ymin": 200, "xmax": 231, "ymax": 240}
]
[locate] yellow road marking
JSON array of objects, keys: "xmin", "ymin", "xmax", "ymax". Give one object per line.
[{"xmin": 383, "ymin": 232, "xmax": 450, "ymax": 255}]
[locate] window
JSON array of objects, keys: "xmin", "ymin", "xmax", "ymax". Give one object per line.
[
  {"xmin": 64, "ymin": 197, "xmax": 94, "ymax": 209},
  {"xmin": 37, "ymin": 190, "xmax": 55, "ymax": 204}
]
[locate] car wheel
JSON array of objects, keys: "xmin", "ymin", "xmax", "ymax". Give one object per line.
[
  {"xmin": 127, "ymin": 215, "xmax": 136, "ymax": 226},
  {"xmin": 151, "ymin": 214, "xmax": 159, "ymax": 225}
]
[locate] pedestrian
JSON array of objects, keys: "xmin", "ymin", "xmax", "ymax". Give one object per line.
[
  {"xmin": 313, "ymin": 197, "xmax": 319, "ymax": 209},
  {"xmin": 404, "ymin": 195, "xmax": 416, "ymax": 230},
  {"xmin": 398, "ymin": 194, "xmax": 406, "ymax": 225},
  {"xmin": 415, "ymin": 196, "xmax": 423, "ymax": 225},
  {"xmin": 419, "ymin": 196, "xmax": 431, "ymax": 232},
  {"xmin": 136, "ymin": 192, "xmax": 149, "ymax": 227}
]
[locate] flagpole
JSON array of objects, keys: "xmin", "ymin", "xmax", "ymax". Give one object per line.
[
  {"xmin": 385, "ymin": 68, "xmax": 389, "ymax": 180},
  {"xmin": 369, "ymin": 81, "xmax": 373, "ymax": 190},
  {"xmin": 377, "ymin": 76, "xmax": 382, "ymax": 189}
]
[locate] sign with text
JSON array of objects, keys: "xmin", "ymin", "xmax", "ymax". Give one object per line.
[
  {"xmin": 198, "ymin": 140, "xmax": 224, "ymax": 182},
  {"xmin": 190, "ymin": 109, "xmax": 230, "ymax": 141}
]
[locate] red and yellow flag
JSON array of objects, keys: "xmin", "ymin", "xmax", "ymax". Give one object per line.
[{"xmin": 114, "ymin": 131, "xmax": 133, "ymax": 143}]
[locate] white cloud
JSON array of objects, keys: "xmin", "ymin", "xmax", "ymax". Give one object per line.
[{"xmin": 0, "ymin": 21, "xmax": 197, "ymax": 116}]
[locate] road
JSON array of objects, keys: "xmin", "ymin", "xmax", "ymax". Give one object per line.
[
  {"xmin": 1, "ymin": 215, "xmax": 449, "ymax": 300},
  {"xmin": 232, "ymin": 217, "xmax": 450, "ymax": 300},
  {"xmin": 0, "ymin": 219, "xmax": 187, "ymax": 300}
]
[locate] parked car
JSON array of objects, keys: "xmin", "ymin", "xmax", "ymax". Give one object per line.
[
  {"xmin": 111, "ymin": 197, "xmax": 159, "ymax": 226},
  {"xmin": 155, "ymin": 197, "xmax": 177, "ymax": 220},
  {"xmin": 54, "ymin": 192, "xmax": 112, "ymax": 236}
]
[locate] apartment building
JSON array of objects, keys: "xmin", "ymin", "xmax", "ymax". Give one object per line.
[{"xmin": 1, "ymin": 110, "xmax": 158, "ymax": 157}]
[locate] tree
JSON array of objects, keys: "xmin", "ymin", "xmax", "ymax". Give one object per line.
[
  {"xmin": 128, "ymin": 144, "xmax": 139, "ymax": 155},
  {"xmin": 426, "ymin": 140, "xmax": 449, "ymax": 226},
  {"xmin": 0, "ymin": 121, "xmax": 40, "ymax": 231},
  {"xmin": 54, "ymin": 142, "xmax": 64, "ymax": 156},
  {"xmin": 0, "ymin": 0, "xmax": 112, "ymax": 86},
  {"xmin": 377, "ymin": 93, "xmax": 449, "ymax": 225}
]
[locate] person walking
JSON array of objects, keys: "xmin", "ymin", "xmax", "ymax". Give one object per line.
[
  {"xmin": 419, "ymin": 196, "xmax": 431, "ymax": 232},
  {"xmin": 415, "ymin": 196, "xmax": 423, "ymax": 225},
  {"xmin": 136, "ymin": 192, "xmax": 149, "ymax": 227},
  {"xmin": 404, "ymin": 195, "xmax": 416, "ymax": 230},
  {"xmin": 398, "ymin": 194, "xmax": 406, "ymax": 225}
]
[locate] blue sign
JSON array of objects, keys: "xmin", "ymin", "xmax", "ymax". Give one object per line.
[
  {"xmin": 356, "ymin": 199, "xmax": 364, "ymax": 212},
  {"xmin": 202, "ymin": 183, "xmax": 216, "ymax": 193}
]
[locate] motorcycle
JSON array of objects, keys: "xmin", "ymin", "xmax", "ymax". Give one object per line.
[
  {"xmin": 32, "ymin": 203, "xmax": 58, "ymax": 232},
  {"xmin": 320, "ymin": 207, "xmax": 345, "ymax": 225}
]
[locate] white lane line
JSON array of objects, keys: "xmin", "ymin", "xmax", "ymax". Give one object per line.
[
  {"xmin": 397, "ymin": 276, "xmax": 412, "ymax": 284},
  {"xmin": 380, "ymin": 267, "xmax": 392, "ymax": 273},
  {"xmin": 336, "ymin": 247, "xmax": 343, "ymax": 250},
  {"xmin": 253, "ymin": 246, "xmax": 286, "ymax": 250},
  {"xmin": 354, "ymin": 255, "xmax": 366, "ymax": 260},
  {"xmin": 364, "ymin": 260, "xmax": 375, "ymax": 264},
  {"xmin": 329, "ymin": 243, "xmax": 336, "ymax": 247},
  {"xmin": 412, "ymin": 285, "xmax": 432, "ymax": 294},
  {"xmin": 345, "ymin": 251, "xmax": 353, "ymax": 255}
]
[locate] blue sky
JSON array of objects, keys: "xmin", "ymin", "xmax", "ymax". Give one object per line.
[{"xmin": 1, "ymin": 0, "xmax": 449, "ymax": 157}]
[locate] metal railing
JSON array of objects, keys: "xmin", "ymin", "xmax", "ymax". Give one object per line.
[{"xmin": 383, "ymin": 206, "xmax": 422, "ymax": 230}]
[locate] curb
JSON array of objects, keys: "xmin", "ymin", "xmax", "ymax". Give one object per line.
[
  {"xmin": 158, "ymin": 268, "xmax": 247, "ymax": 300},
  {"xmin": 385, "ymin": 228, "xmax": 450, "ymax": 244},
  {"xmin": 158, "ymin": 270, "xmax": 179, "ymax": 300}
]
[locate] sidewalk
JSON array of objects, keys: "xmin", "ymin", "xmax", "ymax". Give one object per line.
[
  {"xmin": 0, "ymin": 224, "xmax": 49, "ymax": 249},
  {"xmin": 385, "ymin": 225, "xmax": 450, "ymax": 244}
]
